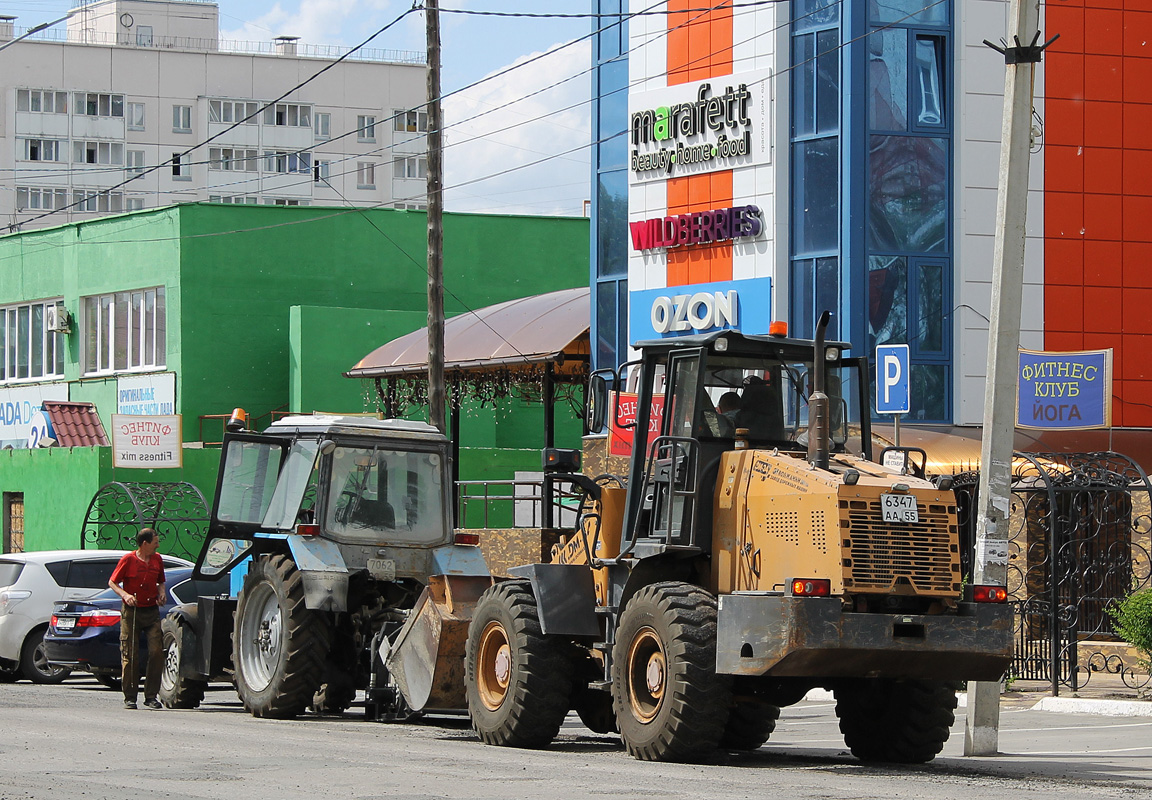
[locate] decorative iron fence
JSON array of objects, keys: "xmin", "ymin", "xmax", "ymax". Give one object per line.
[{"xmin": 80, "ymin": 482, "xmax": 209, "ymax": 564}]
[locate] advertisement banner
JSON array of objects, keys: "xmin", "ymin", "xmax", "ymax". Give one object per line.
[
  {"xmin": 117, "ymin": 372, "xmax": 176, "ymax": 415},
  {"xmin": 608, "ymin": 391, "xmax": 665, "ymax": 457},
  {"xmin": 1017, "ymin": 349, "xmax": 1112, "ymax": 430},
  {"xmin": 0, "ymin": 384, "xmax": 69, "ymax": 449},
  {"xmin": 629, "ymin": 276, "xmax": 773, "ymax": 341},
  {"xmin": 111, "ymin": 414, "xmax": 183, "ymax": 468}
]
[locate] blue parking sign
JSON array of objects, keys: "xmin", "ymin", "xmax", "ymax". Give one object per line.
[{"xmin": 875, "ymin": 344, "xmax": 910, "ymax": 415}]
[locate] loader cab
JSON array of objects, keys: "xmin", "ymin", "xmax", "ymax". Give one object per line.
[{"xmin": 621, "ymin": 331, "xmax": 870, "ymax": 559}]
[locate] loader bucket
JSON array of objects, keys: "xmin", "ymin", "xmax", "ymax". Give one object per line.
[{"xmin": 385, "ymin": 574, "xmax": 492, "ymax": 712}]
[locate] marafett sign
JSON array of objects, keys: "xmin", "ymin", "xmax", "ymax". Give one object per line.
[
  {"xmin": 1016, "ymin": 349, "xmax": 1112, "ymax": 430},
  {"xmin": 111, "ymin": 414, "xmax": 183, "ymax": 468},
  {"xmin": 628, "ymin": 68, "xmax": 771, "ymax": 182}
]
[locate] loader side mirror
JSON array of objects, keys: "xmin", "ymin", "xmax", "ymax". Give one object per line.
[{"xmin": 587, "ymin": 373, "xmax": 609, "ymax": 433}]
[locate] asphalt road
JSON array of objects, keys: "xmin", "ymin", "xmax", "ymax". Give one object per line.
[{"xmin": 1, "ymin": 677, "xmax": 1149, "ymax": 800}]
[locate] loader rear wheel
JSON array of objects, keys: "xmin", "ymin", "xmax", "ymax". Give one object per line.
[
  {"xmin": 160, "ymin": 615, "xmax": 207, "ymax": 709},
  {"xmin": 233, "ymin": 554, "xmax": 332, "ymax": 719},
  {"xmin": 465, "ymin": 581, "xmax": 573, "ymax": 748},
  {"xmin": 611, "ymin": 582, "xmax": 731, "ymax": 762},
  {"xmin": 835, "ymin": 679, "xmax": 957, "ymax": 763},
  {"xmin": 721, "ymin": 698, "xmax": 780, "ymax": 751}
]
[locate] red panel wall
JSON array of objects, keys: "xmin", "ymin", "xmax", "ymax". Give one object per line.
[{"xmin": 1044, "ymin": 0, "xmax": 1152, "ymax": 426}]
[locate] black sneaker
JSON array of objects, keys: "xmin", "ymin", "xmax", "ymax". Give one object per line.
[
  {"xmin": 123, "ymin": 699, "xmax": 137, "ymax": 710},
  {"xmin": 143, "ymin": 698, "xmax": 162, "ymax": 710}
]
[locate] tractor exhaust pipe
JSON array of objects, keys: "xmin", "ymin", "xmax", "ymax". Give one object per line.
[{"xmin": 808, "ymin": 311, "xmax": 831, "ymax": 471}]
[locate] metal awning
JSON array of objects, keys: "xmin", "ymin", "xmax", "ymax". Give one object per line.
[{"xmin": 345, "ymin": 286, "xmax": 589, "ymax": 380}]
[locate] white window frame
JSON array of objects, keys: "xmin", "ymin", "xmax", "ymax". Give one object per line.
[
  {"xmin": 19, "ymin": 138, "xmax": 63, "ymax": 162},
  {"xmin": 171, "ymin": 152, "xmax": 190, "ymax": 180},
  {"xmin": 17, "ymin": 89, "xmax": 68, "ymax": 114},
  {"xmin": 357, "ymin": 162, "xmax": 376, "ymax": 189},
  {"xmin": 357, "ymin": 115, "xmax": 377, "ymax": 142},
  {"xmin": 82, "ymin": 287, "xmax": 166, "ymax": 375},
  {"xmin": 73, "ymin": 141, "xmax": 124, "ymax": 166},
  {"xmin": 209, "ymin": 147, "xmax": 259, "ymax": 172},
  {"xmin": 264, "ymin": 103, "xmax": 312, "ymax": 128},
  {"xmin": 209, "ymin": 100, "xmax": 259, "ymax": 125},
  {"xmin": 314, "ymin": 112, "xmax": 331, "ymax": 140},
  {"xmin": 394, "ymin": 155, "xmax": 427, "ymax": 180},
  {"xmin": 15, "ymin": 187, "xmax": 67, "ymax": 211},
  {"xmin": 394, "ymin": 109, "xmax": 429, "ymax": 133},
  {"xmin": 126, "ymin": 150, "xmax": 147, "ymax": 174},
  {"xmin": 127, "ymin": 102, "xmax": 145, "ymax": 130},
  {"xmin": 172, "ymin": 105, "xmax": 192, "ymax": 132},
  {"xmin": 264, "ymin": 150, "xmax": 311, "ymax": 174},
  {"xmin": 74, "ymin": 92, "xmax": 124, "ymax": 118},
  {"xmin": 0, "ymin": 299, "xmax": 66, "ymax": 383},
  {"xmin": 73, "ymin": 190, "xmax": 123, "ymax": 213},
  {"xmin": 125, "ymin": 197, "xmax": 145, "ymax": 211}
]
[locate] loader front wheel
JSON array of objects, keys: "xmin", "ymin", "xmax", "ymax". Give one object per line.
[
  {"xmin": 835, "ymin": 679, "xmax": 957, "ymax": 763},
  {"xmin": 233, "ymin": 554, "xmax": 332, "ymax": 719},
  {"xmin": 465, "ymin": 581, "xmax": 573, "ymax": 748},
  {"xmin": 721, "ymin": 697, "xmax": 780, "ymax": 751},
  {"xmin": 611, "ymin": 582, "xmax": 731, "ymax": 762}
]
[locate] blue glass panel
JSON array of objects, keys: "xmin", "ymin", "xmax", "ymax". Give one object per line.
[
  {"xmin": 868, "ymin": 255, "xmax": 907, "ymax": 347},
  {"xmin": 597, "ymin": 281, "xmax": 618, "ymax": 369},
  {"xmin": 791, "ymin": 258, "xmax": 814, "ymax": 338},
  {"xmin": 869, "ymin": 28, "xmax": 908, "ymax": 132},
  {"xmin": 910, "ymin": 364, "xmax": 948, "ymax": 420},
  {"xmin": 597, "ymin": 170, "xmax": 627, "ymax": 277},
  {"xmin": 795, "ymin": 0, "xmax": 840, "ymax": 29},
  {"xmin": 917, "ymin": 262, "xmax": 944, "ymax": 352},
  {"xmin": 870, "ymin": 0, "xmax": 948, "ymax": 27},
  {"xmin": 598, "ymin": 60, "xmax": 628, "ymax": 167},
  {"xmin": 793, "ymin": 33, "xmax": 815, "ymax": 137},
  {"xmin": 816, "ymin": 256, "xmax": 839, "ymax": 324},
  {"xmin": 816, "ymin": 29, "xmax": 840, "ymax": 134},
  {"xmin": 618, "ymin": 280, "xmax": 629, "ymax": 355},
  {"xmin": 868, "ymin": 135, "xmax": 947, "ymax": 252},
  {"xmin": 793, "ymin": 137, "xmax": 839, "ymax": 254},
  {"xmin": 597, "ymin": 0, "xmax": 623, "ymax": 60}
]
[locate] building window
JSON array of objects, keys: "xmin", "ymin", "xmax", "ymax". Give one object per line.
[
  {"xmin": 393, "ymin": 155, "xmax": 427, "ymax": 180},
  {"xmin": 393, "ymin": 109, "xmax": 428, "ymax": 133},
  {"xmin": 314, "ymin": 160, "xmax": 331, "ymax": 182},
  {"xmin": 74, "ymin": 92, "xmax": 124, "ymax": 118},
  {"xmin": 126, "ymin": 150, "xmax": 146, "ymax": 174},
  {"xmin": 394, "ymin": 202, "xmax": 427, "ymax": 210},
  {"xmin": 83, "ymin": 287, "xmax": 166, "ymax": 375},
  {"xmin": 356, "ymin": 162, "xmax": 375, "ymax": 189},
  {"xmin": 264, "ymin": 103, "xmax": 312, "ymax": 128},
  {"xmin": 264, "ymin": 198, "xmax": 308, "ymax": 206},
  {"xmin": 136, "ymin": 25, "xmax": 153, "ymax": 47},
  {"xmin": 209, "ymin": 195, "xmax": 259, "ymax": 204},
  {"xmin": 0, "ymin": 300, "xmax": 66, "ymax": 382},
  {"xmin": 16, "ymin": 89, "xmax": 68, "ymax": 114},
  {"xmin": 171, "ymin": 153, "xmax": 190, "ymax": 179},
  {"xmin": 15, "ymin": 187, "xmax": 67, "ymax": 211},
  {"xmin": 209, "ymin": 147, "xmax": 259, "ymax": 171},
  {"xmin": 19, "ymin": 138, "xmax": 63, "ymax": 162},
  {"xmin": 264, "ymin": 151, "xmax": 311, "ymax": 174},
  {"xmin": 125, "ymin": 197, "xmax": 145, "ymax": 211},
  {"xmin": 314, "ymin": 112, "xmax": 331, "ymax": 139},
  {"xmin": 73, "ymin": 190, "xmax": 123, "ymax": 213},
  {"xmin": 73, "ymin": 141, "xmax": 124, "ymax": 166},
  {"xmin": 172, "ymin": 105, "xmax": 192, "ymax": 132},
  {"xmin": 209, "ymin": 100, "xmax": 259, "ymax": 125},
  {"xmin": 127, "ymin": 102, "xmax": 145, "ymax": 130},
  {"xmin": 357, "ymin": 115, "xmax": 376, "ymax": 142}
]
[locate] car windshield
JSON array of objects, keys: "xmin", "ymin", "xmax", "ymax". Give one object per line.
[{"xmin": 0, "ymin": 561, "xmax": 23, "ymax": 587}]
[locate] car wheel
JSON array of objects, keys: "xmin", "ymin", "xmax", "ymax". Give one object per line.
[
  {"xmin": 0, "ymin": 661, "xmax": 20, "ymax": 683},
  {"xmin": 20, "ymin": 628, "xmax": 72, "ymax": 685}
]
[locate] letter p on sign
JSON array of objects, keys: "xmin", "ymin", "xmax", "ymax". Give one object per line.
[{"xmin": 875, "ymin": 344, "xmax": 910, "ymax": 415}]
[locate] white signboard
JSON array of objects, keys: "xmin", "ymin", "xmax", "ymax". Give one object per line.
[
  {"xmin": 0, "ymin": 384, "xmax": 69, "ymax": 448},
  {"xmin": 111, "ymin": 414, "xmax": 183, "ymax": 468},
  {"xmin": 117, "ymin": 372, "xmax": 176, "ymax": 415}
]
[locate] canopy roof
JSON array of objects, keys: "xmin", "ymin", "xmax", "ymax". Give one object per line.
[{"xmin": 346, "ymin": 286, "xmax": 590, "ymax": 380}]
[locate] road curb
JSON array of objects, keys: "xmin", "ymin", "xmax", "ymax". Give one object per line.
[{"xmin": 1031, "ymin": 696, "xmax": 1152, "ymax": 717}]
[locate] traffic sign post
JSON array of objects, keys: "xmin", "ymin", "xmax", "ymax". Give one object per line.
[{"xmin": 875, "ymin": 344, "xmax": 910, "ymax": 450}]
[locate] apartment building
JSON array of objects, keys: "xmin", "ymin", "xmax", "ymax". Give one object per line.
[{"xmin": 0, "ymin": 0, "xmax": 430, "ymax": 230}]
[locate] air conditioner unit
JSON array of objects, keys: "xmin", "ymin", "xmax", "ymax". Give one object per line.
[{"xmin": 45, "ymin": 305, "xmax": 71, "ymax": 334}]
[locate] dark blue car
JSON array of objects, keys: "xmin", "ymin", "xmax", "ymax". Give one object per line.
[{"xmin": 44, "ymin": 568, "xmax": 230, "ymax": 689}]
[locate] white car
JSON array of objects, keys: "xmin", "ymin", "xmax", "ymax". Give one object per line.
[{"xmin": 0, "ymin": 550, "xmax": 193, "ymax": 683}]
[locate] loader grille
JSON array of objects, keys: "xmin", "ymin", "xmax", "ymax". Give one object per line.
[{"xmin": 839, "ymin": 498, "xmax": 960, "ymax": 596}]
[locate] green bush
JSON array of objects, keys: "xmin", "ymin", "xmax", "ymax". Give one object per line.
[{"xmin": 1109, "ymin": 587, "xmax": 1152, "ymax": 671}]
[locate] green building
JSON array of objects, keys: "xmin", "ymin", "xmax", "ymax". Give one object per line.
[{"xmin": 0, "ymin": 203, "xmax": 588, "ymax": 553}]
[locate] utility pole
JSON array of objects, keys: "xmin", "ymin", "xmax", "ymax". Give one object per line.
[
  {"xmin": 426, "ymin": 0, "xmax": 446, "ymax": 434},
  {"xmin": 964, "ymin": 0, "xmax": 1054, "ymax": 757}
]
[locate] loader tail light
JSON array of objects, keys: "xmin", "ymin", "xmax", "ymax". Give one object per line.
[
  {"xmin": 454, "ymin": 532, "xmax": 480, "ymax": 546},
  {"xmin": 789, "ymin": 578, "xmax": 831, "ymax": 597},
  {"xmin": 295, "ymin": 524, "xmax": 320, "ymax": 536},
  {"xmin": 970, "ymin": 585, "xmax": 1008, "ymax": 603}
]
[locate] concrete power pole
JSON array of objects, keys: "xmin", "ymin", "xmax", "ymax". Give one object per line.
[
  {"xmin": 964, "ymin": 0, "xmax": 1053, "ymax": 756},
  {"xmin": 426, "ymin": 0, "xmax": 447, "ymax": 434}
]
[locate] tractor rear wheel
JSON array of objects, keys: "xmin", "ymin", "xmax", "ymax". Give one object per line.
[
  {"xmin": 233, "ymin": 554, "xmax": 331, "ymax": 719},
  {"xmin": 465, "ymin": 581, "xmax": 573, "ymax": 748},
  {"xmin": 611, "ymin": 582, "xmax": 731, "ymax": 762},
  {"xmin": 835, "ymin": 679, "xmax": 957, "ymax": 763},
  {"xmin": 159, "ymin": 615, "xmax": 207, "ymax": 709},
  {"xmin": 721, "ymin": 697, "xmax": 780, "ymax": 751}
]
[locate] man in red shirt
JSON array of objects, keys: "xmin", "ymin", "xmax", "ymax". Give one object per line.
[{"xmin": 109, "ymin": 528, "xmax": 167, "ymax": 710}]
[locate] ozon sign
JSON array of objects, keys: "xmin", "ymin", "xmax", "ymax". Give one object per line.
[{"xmin": 651, "ymin": 291, "xmax": 737, "ymax": 334}]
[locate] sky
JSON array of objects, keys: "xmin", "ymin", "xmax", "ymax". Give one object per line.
[{"xmin": 3, "ymin": 0, "xmax": 594, "ymax": 216}]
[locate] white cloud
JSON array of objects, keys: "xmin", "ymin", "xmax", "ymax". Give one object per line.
[
  {"xmin": 443, "ymin": 40, "xmax": 592, "ymax": 217},
  {"xmin": 220, "ymin": 0, "xmax": 397, "ymax": 45}
]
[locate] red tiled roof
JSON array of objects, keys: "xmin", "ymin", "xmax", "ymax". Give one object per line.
[{"xmin": 42, "ymin": 401, "xmax": 110, "ymax": 447}]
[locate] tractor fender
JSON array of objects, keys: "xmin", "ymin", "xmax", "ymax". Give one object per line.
[{"xmin": 286, "ymin": 535, "xmax": 349, "ymax": 612}]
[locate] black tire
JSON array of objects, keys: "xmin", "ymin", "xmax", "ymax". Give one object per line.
[
  {"xmin": 721, "ymin": 698, "xmax": 780, "ymax": 751},
  {"xmin": 311, "ymin": 667, "xmax": 357, "ymax": 715},
  {"xmin": 159, "ymin": 616, "xmax": 208, "ymax": 709},
  {"xmin": 94, "ymin": 672, "xmax": 122, "ymax": 691},
  {"xmin": 20, "ymin": 628, "xmax": 71, "ymax": 685},
  {"xmin": 0, "ymin": 662, "xmax": 20, "ymax": 683},
  {"xmin": 835, "ymin": 679, "xmax": 957, "ymax": 763},
  {"xmin": 233, "ymin": 554, "xmax": 332, "ymax": 719},
  {"xmin": 465, "ymin": 581, "xmax": 574, "ymax": 748},
  {"xmin": 573, "ymin": 687, "xmax": 617, "ymax": 734},
  {"xmin": 611, "ymin": 582, "xmax": 731, "ymax": 762}
]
